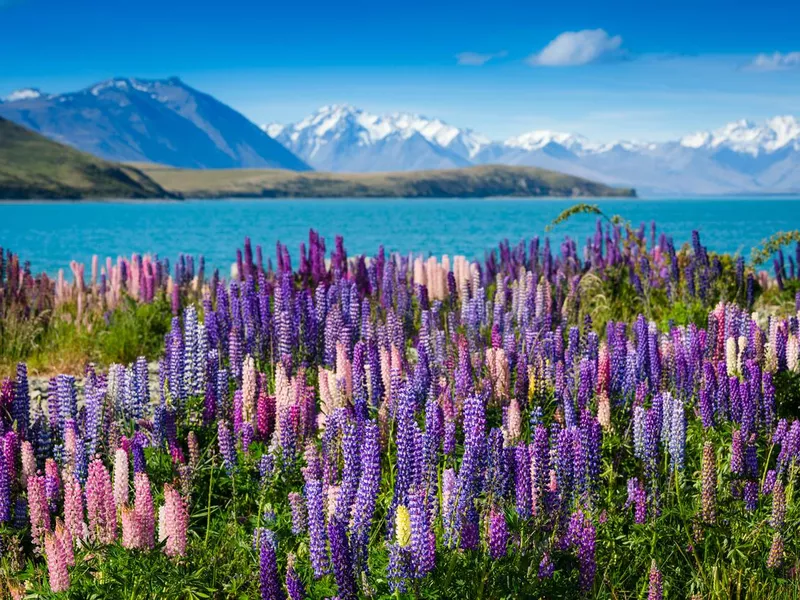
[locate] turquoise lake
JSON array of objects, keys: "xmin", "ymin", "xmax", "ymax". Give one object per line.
[{"xmin": 1, "ymin": 197, "xmax": 799, "ymax": 275}]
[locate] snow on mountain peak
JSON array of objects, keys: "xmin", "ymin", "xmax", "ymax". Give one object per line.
[
  {"xmin": 504, "ymin": 130, "xmax": 591, "ymax": 153},
  {"xmin": 4, "ymin": 88, "xmax": 43, "ymax": 102},
  {"xmin": 263, "ymin": 123, "xmax": 285, "ymax": 139},
  {"xmin": 268, "ymin": 105, "xmax": 491, "ymax": 158},
  {"xmin": 680, "ymin": 115, "xmax": 800, "ymax": 155}
]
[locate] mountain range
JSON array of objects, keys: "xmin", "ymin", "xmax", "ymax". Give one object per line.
[
  {"xmin": 1, "ymin": 77, "xmax": 798, "ymax": 195},
  {"xmin": 0, "ymin": 78, "xmax": 309, "ymax": 170},
  {"xmin": 0, "ymin": 115, "xmax": 633, "ymax": 200},
  {"xmin": 267, "ymin": 106, "xmax": 800, "ymax": 196}
]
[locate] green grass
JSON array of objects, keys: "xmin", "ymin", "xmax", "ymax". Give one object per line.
[
  {"xmin": 0, "ymin": 295, "xmax": 172, "ymax": 378},
  {"xmin": 137, "ymin": 163, "xmax": 637, "ymax": 199}
]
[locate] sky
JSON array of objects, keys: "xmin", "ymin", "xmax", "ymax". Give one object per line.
[{"xmin": 1, "ymin": 0, "xmax": 799, "ymax": 142}]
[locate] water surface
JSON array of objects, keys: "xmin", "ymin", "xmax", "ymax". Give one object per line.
[{"xmin": 1, "ymin": 197, "xmax": 798, "ymax": 274}]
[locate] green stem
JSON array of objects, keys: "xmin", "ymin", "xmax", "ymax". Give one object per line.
[
  {"xmin": 204, "ymin": 465, "xmax": 214, "ymax": 544},
  {"xmin": 760, "ymin": 442, "xmax": 775, "ymax": 492}
]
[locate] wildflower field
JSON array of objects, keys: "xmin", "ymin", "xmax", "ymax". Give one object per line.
[{"xmin": 3, "ymin": 209, "xmax": 800, "ymax": 599}]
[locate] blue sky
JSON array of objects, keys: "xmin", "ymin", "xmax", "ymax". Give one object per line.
[{"xmin": 1, "ymin": 0, "xmax": 799, "ymax": 141}]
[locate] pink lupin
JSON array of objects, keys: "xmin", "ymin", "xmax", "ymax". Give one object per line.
[
  {"xmin": 158, "ymin": 484, "xmax": 188, "ymax": 557},
  {"xmin": 20, "ymin": 441, "xmax": 36, "ymax": 489},
  {"xmin": 134, "ymin": 473, "xmax": 155, "ymax": 549},
  {"xmin": 44, "ymin": 532, "xmax": 70, "ymax": 592},
  {"xmin": 28, "ymin": 473, "xmax": 50, "ymax": 551},
  {"xmin": 54, "ymin": 519, "xmax": 75, "ymax": 567},
  {"xmin": 113, "ymin": 448, "xmax": 130, "ymax": 508},
  {"xmin": 86, "ymin": 458, "xmax": 116, "ymax": 544},
  {"xmin": 62, "ymin": 471, "xmax": 85, "ymax": 541}
]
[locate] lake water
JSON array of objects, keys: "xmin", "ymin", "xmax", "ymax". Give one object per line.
[{"xmin": 1, "ymin": 197, "xmax": 799, "ymax": 275}]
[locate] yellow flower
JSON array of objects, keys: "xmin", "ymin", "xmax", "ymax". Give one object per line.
[{"xmin": 395, "ymin": 505, "xmax": 411, "ymax": 547}]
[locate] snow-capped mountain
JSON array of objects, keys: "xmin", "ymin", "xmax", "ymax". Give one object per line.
[
  {"xmin": 3, "ymin": 76, "xmax": 798, "ymax": 194},
  {"xmin": 680, "ymin": 116, "xmax": 800, "ymax": 155},
  {"xmin": 267, "ymin": 106, "xmax": 800, "ymax": 194},
  {"xmin": 264, "ymin": 105, "xmax": 489, "ymax": 172},
  {"xmin": 0, "ymin": 78, "xmax": 309, "ymax": 170}
]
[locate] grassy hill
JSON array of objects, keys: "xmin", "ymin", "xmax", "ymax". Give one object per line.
[
  {"xmin": 0, "ymin": 117, "xmax": 170, "ymax": 199},
  {"xmin": 138, "ymin": 163, "xmax": 636, "ymax": 199}
]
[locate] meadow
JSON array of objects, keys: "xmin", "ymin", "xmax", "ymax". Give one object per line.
[{"xmin": 2, "ymin": 206, "xmax": 800, "ymax": 599}]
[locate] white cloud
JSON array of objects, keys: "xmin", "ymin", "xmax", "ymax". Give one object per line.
[
  {"xmin": 744, "ymin": 52, "xmax": 800, "ymax": 72},
  {"xmin": 527, "ymin": 29, "xmax": 626, "ymax": 67},
  {"xmin": 456, "ymin": 51, "xmax": 508, "ymax": 66}
]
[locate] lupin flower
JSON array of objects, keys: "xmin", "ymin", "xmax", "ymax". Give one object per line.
[
  {"xmin": 409, "ymin": 487, "xmax": 435, "ymax": 577},
  {"xmin": 771, "ymin": 480, "xmax": 786, "ymax": 529},
  {"xmin": 304, "ymin": 478, "xmax": 329, "ymax": 578},
  {"xmin": 701, "ymin": 441, "xmax": 717, "ymax": 524},
  {"xmin": 514, "ymin": 444, "xmax": 532, "ymax": 519},
  {"xmin": 113, "ymin": 448, "xmax": 130, "ymax": 508},
  {"xmin": 566, "ymin": 509, "xmax": 597, "ymax": 593},
  {"xmin": 288, "ymin": 491, "xmax": 307, "ymax": 535},
  {"xmin": 538, "ymin": 551, "xmax": 554, "ymax": 579},
  {"xmin": 217, "ymin": 420, "xmax": 237, "ymax": 474},
  {"xmin": 20, "ymin": 440, "xmax": 36, "ymax": 487},
  {"xmin": 648, "ymin": 560, "xmax": 663, "ymax": 600},
  {"xmin": 28, "ymin": 473, "xmax": 51, "ymax": 551},
  {"xmin": 487, "ymin": 508, "xmax": 509, "ymax": 559},
  {"xmin": 55, "ymin": 519, "xmax": 75, "ymax": 566},
  {"xmin": 328, "ymin": 518, "xmax": 357, "ymax": 600},
  {"xmin": 86, "ymin": 459, "xmax": 117, "ymax": 544},
  {"xmin": 0, "ymin": 448, "xmax": 11, "ymax": 523},
  {"xmin": 44, "ymin": 531, "xmax": 70, "ymax": 593},
  {"xmin": 134, "ymin": 473, "xmax": 155, "ymax": 549},
  {"xmin": 187, "ymin": 431, "xmax": 200, "ymax": 469},
  {"xmin": 767, "ymin": 532, "xmax": 784, "ymax": 569},
  {"xmin": 259, "ymin": 529, "xmax": 285, "ymax": 600},
  {"xmin": 62, "ymin": 472, "xmax": 85, "ymax": 541},
  {"xmin": 285, "ymin": 554, "xmax": 306, "ymax": 600},
  {"xmin": 158, "ymin": 484, "xmax": 188, "ymax": 557}
]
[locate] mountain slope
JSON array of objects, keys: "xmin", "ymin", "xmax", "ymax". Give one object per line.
[
  {"xmin": 0, "ymin": 77, "xmax": 310, "ymax": 170},
  {"xmin": 0, "ymin": 117, "xmax": 169, "ymax": 199},
  {"xmin": 139, "ymin": 164, "xmax": 635, "ymax": 199}
]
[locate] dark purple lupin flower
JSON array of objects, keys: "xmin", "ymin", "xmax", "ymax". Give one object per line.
[
  {"xmin": 538, "ymin": 551, "xmax": 554, "ymax": 579},
  {"xmin": 730, "ymin": 429, "xmax": 744, "ymax": 476},
  {"xmin": 217, "ymin": 420, "xmax": 237, "ymax": 474},
  {"xmin": 259, "ymin": 529, "xmax": 285, "ymax": 600},
  {"xmin": 387, "ymin": 540, "xmax": 412, "ymax": 593},
  {"xmin": 350, "ymin": 421, "xmax": 380, "ymax": 573},
  {"xmin": 514, "ymin": 444, "xmax": 532, "ymax": 519},
  {"xmin": 567, "ymin": 509, "xmax": 597, "ymax": 593},
  {"xmin": 285, "ymin": 556, "xmax": 306, "ymax": 600},
  {"xmin": 531, "ymin": 424, "xmax": 549, "ymax": 516},
  {"xmin": 13, "ymin": 363, "xmax": 30, "ymax": 439},
  {"xmin": 485, "ymin": 427, "xmax": 509, "ymax": 499},
  {"xmin": 304, "ymin": 478, "xmax": 329, "ymax": 578},
  {"xmin": 626, "ymin": 478, "xmax": 647, "ymax": 524},
  {"xmin": 445, "ymin": 394, "xmax": 485, "ymax": 548},
  {"xmin": 328, "ymin": 518, "xmax": 357, "ymax": 600},
  {"xmin": 409, "ymin": 486, "xmax": 435, "ymax": 577},
  {"xmin": 487, "ymin": 508, "xmax": 509, "ymax": 559},
  {"xmin": 0, "ymin": 447, "xmax": 10, "ymax": 523}
]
